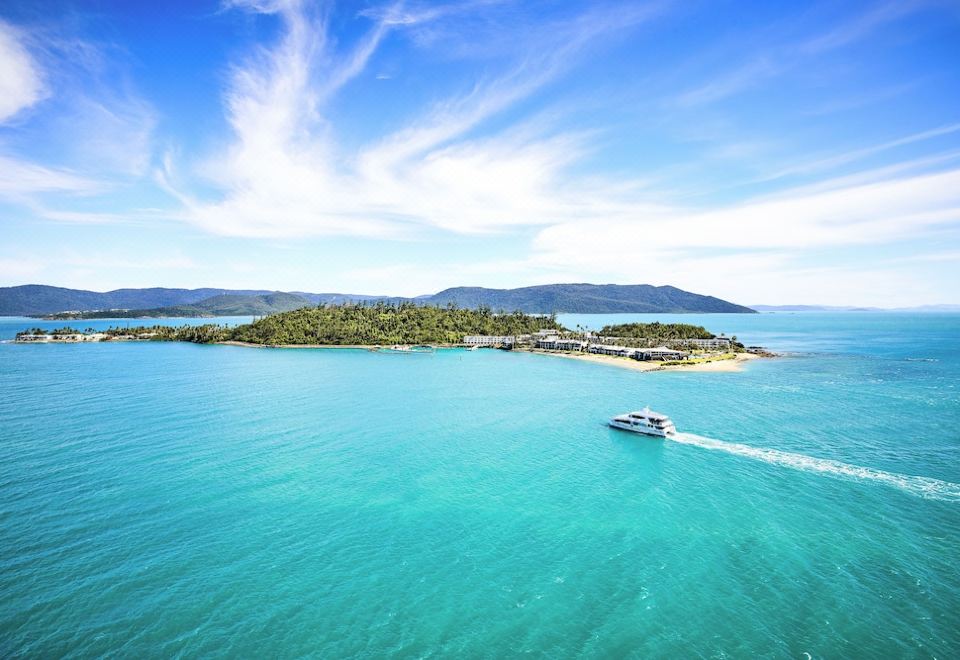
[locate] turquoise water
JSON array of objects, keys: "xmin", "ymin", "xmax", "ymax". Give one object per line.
[{"xmin": 1, "ymin": 313, "xmax": 958, "ymax": 656}]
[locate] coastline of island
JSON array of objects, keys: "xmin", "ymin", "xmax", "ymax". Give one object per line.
[
  {"xmin": 519, "ymin": 347, "xmax": 762, "ymax": 372},
  {"xmin": 215, "ymin": 341, "xmax": 766, "ymax": 372},
  {"xmin": 13, "ymin": 303, "xmax": 774, "ymax": 374}
]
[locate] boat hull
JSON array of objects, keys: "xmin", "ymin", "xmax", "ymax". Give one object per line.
[{"xmin": 608, "ymin": 419, "xmax": 674, "ymax": 438}]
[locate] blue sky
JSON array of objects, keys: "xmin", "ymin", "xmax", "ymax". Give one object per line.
[{"xmin": 1, "ymin": 0, "xmax": 958, "ymax": 305}]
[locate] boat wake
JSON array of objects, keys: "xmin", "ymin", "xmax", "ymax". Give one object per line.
[{"xmin": 671, "ymin": 433, "xmax": 960, "ymax": 502}]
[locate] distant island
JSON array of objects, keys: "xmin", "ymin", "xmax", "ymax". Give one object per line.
[
  {"xmin": 3, "ymin": 283, "xmax": 756, "ymax": 317},
  {"xmin": 40, "ymin": 293, "xmax": 310, "ymax": 320},
  {"xmin": 751, "ymin": 304, "xmax": 960, "ymax": 312}
]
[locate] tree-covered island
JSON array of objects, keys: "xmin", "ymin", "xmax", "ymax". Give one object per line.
[
  {"xmin": 14, "ymin": 303, "xmax": 760, "ymax": 366},
  {"xmin": 16, "ymin": 303, "xmax": 564, "ymax": 346}
]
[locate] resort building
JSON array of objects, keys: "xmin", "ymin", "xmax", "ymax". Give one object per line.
[
  {"xmin": 463, "ymin": 335, "xmax": 516, "ymax": 347},
  {"xmin": 534, "ymin": 329, "xmax": 560, "ymax": 337},
  {"xmin": 15, "ymin": 334, "xmax": 52, "ymax": 342},
  {"xmin": 634, "ymin": 346, "xmax": 687, "ymax": 361},
  {"xmin": 536, "ymin": 337, "xmax": 587, "ymax": 351},
  {"xmin": 672, "ymin": 337, "xmax": 732, "ymax": 349},
  {"xmin": 588, "ymin": 344, "xmax": 636, "ymax": 358},
  {"xmin": 16, "ymin": 332, "xmax": 109, "ymax": 343}
]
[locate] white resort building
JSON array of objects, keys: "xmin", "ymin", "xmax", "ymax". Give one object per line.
[
  {"xmin": 675, "ymin": 337, "xmax": 732, "ymax": 349},
  {"xmin": 635, "ymin": 346, "xmax": 686, "ymax": 361},
  {"xmin": 463, "ymin": 335, "xmax": 516, "ymax": 347},
  {"xmin": 587, "ymin": 344, "xmax": 687, "ymax": 361},
  {"xmin": 15, "ymin": 333, "xmax": 108, "ymax": 343},
  {"xmin": 589, "ymin": 344, "xmax": 636, "ymax": 357},
  {"xmin": 536, "ymin": 337, "xmax": 587, "ymax": 351}
]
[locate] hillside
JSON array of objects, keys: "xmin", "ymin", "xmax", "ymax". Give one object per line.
[
  {"xmin": 0, "ymin": 285, "xmax": 285, "ymax": 316},
  {"xmin": 40, "ymin": 293, "xmax": 311, "ymax": 319},
  {"xmin": 1, "ymin": 285, "xmax": 385, "ymax": 316},
  {"xmin": 426, "ymin": 284, "xmax": 756, "ymax": 313},
  {"xmin": 2, "ymin": 283, "xmax": 755, "ymax": 315}
]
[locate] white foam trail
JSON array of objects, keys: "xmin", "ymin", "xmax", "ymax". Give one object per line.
[{"xmin": 672, "ymin": 433, "xmax": 960, "ymax": 502}]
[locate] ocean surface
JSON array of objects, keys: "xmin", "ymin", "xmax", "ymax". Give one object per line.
[{"xmin": 1, "ymin": 313, "xmax": 958, "ymax": 657}]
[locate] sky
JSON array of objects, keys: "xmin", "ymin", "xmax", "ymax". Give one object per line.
[{"xmin": 1, "ymin": 0, "xmax": 959, "ymax": 306}]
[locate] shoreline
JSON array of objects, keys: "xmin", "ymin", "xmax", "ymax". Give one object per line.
[
  {"xmin": 13, "ymin": 337, "xmax": 770, "ymax": 374},
  {"xmin": 218, "ymin": 340, "xmax": 380, "ymax": 350},
  {"xmin": 217, "ymin": 340, "xmax": 768, "ymax": 373},
  {"xmin": 217, "ymin": 341, "xmax": 460, "ymax": 350},
  {"xmin": 520, "ymin": 348, "xmax": 764, "ymax": 372}
]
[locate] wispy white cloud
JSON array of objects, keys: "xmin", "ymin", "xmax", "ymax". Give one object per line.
[
  {"xmin": 0, "ymin": 18, "xmax": 157, "ymax": 215},
  {"xmin": 535, "ymin": 167, "xmax": 960, "ymax": 252},
  {"xmin": 751, "ymin": 122, "xmax": 960, "ymax": 183},
  {"xmin": 803, "ymin": 79, "xmax": 919, "ymax": 116},
  {"xmin": 674, "ymin": 58, "xmax": 780, "ymax": 107},
  {"xmin": 0, "ymin": 251, "xmax": 199, "ymax": 288},
  {"xmin": 0, "ymin": 20, "xmax": 46, "ymax": 122},
  {"xmin": 527, "ymin": 167, "xmax": 960, "ymax": 303},
  {"xmin": 799, "ymin": 0, "xmax": 922, "ymax": 54},
  {"xmin": 0, "ymin": 155, "xmax": 102, "ymax": 195},
  {"xmin": 168, "ymin": 0, "xmax": 665, "ymax": 237},
  {"xmin": 674, "ymin": 1, "xmax": 932, "ymax": 108}
]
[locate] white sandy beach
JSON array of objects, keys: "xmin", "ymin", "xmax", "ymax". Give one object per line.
[{"xmin": 522, "ymin": 349, "xmax": 762, "ymax": 373}]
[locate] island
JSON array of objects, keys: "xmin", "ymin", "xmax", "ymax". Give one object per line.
[{"xmin": 15, "ymin": 303, "xmax": 771, "ymax": 372}]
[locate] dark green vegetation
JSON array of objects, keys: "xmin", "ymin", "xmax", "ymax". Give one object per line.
[
  {"xmin": 4, "ymin": 283, "xmax": 754, "ymax": 316},
  {"xmin": 19, "ymin": 304, "xmax": 561, "ymax": 346},
  {"xmin": 599, "ymin": 322, "xmax": 715, "ymax": 340},
  {"xmin": 598, "ymin": 321, "xmax": 743, "ymax": 350},
  {"xmin": 15, "ymin": 324, "xmax": 230, "ymax": 342},
  {"xmin": 230, "ymin": 304, "xmax": 561, "ymax": 345},
  {"xmin": 42, "ymin": 293, "xmax": 311, "ymax": 319}
]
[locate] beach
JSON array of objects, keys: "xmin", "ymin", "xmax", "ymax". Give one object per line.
[
  {"xmin": 219, "ymin": 340, "xmax": 765, "ymax": 372},
  {"xmin": 218, "ymin": 341, "xmax": 764, "ymax": 372},
  {"xmin": 522, "ymin": 348, "xmax": 762, "ymax": 372},
  {"xmin": 218, "ymin": 340, "xmax": 381, "ymax": 350}
]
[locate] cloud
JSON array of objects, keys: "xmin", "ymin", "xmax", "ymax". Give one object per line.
[
  {"xmin": 750, "ymin": 123, "xmax": 960, "ymax": 184},
  {"xmin": 0, "ymin": 21, "xmax": 46, "ymax": 122},
  {"xmin": 168, "ymin": 0, "xmax": 664, "ymax": 238},
  {"xmin": 529, "ymin": 167, "xmax": 960, "ymax": 293},
  {"xmin": 674, "ymin": 1, "xmax": 931, "ymax": 108},
  {"xmin": 0, "ymin": 251, "xmax": 200, "ymax": 288},
  {"xmin": 799, "ymin": 0, "xmax": 921, "ymax": 54},
  {"xmin": 0, "ymin": 156, "xmax": 102, "ymax": 195},
  {"xmin": 674, "ymin": 58, "xmax": 780, "ymax": 107},
  {"xmin": 0, "ymin": 19, "xmax": 157, "ymax": 216},
  {"xmin": 57, "ymin": 95, "xmax": 157, "ymax": 177}
]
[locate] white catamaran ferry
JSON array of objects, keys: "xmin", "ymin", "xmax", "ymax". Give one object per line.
[{"xmin": 609, "ymin": 408, "xmax": 677, "ymax": 438}]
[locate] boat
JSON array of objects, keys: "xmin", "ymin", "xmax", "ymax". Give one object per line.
[
  {"xmin": 379, "ymin": 345, "xmax": 435, "ymax": 354},
  {"xmin": 608, "ymin": 408, "xmax": 676, "ymax": 438},
  {"xmin": 467, "ymin": 345, "xmax": 479, "ymax": 351}
]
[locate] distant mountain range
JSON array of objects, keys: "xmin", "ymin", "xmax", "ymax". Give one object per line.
[
  {"xmin": 2, "ymin": 283, "xmax": 757, "ymax": 317},
  {"xmin": 41, "ymin": 293, "xmax": 312, "ymax": 319},
  {"xmin": 0, "ymin": 284, "xmax": 385, "ymax": 316},
  {"xmin": 751, "ymin": 304, "xmax": 960, "ymax": 312},
  {"xmin": 425, "ymin": 284, "xmax": 755, "ymax": 313}
]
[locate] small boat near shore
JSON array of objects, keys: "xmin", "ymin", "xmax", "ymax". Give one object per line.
[
  {"xmin": 609, "ymin": 408, "xmax": 676, "ymax": 438},
  {"xmin": 379, "ymin": 345, "xmax": 435, "ymax": 354}
]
